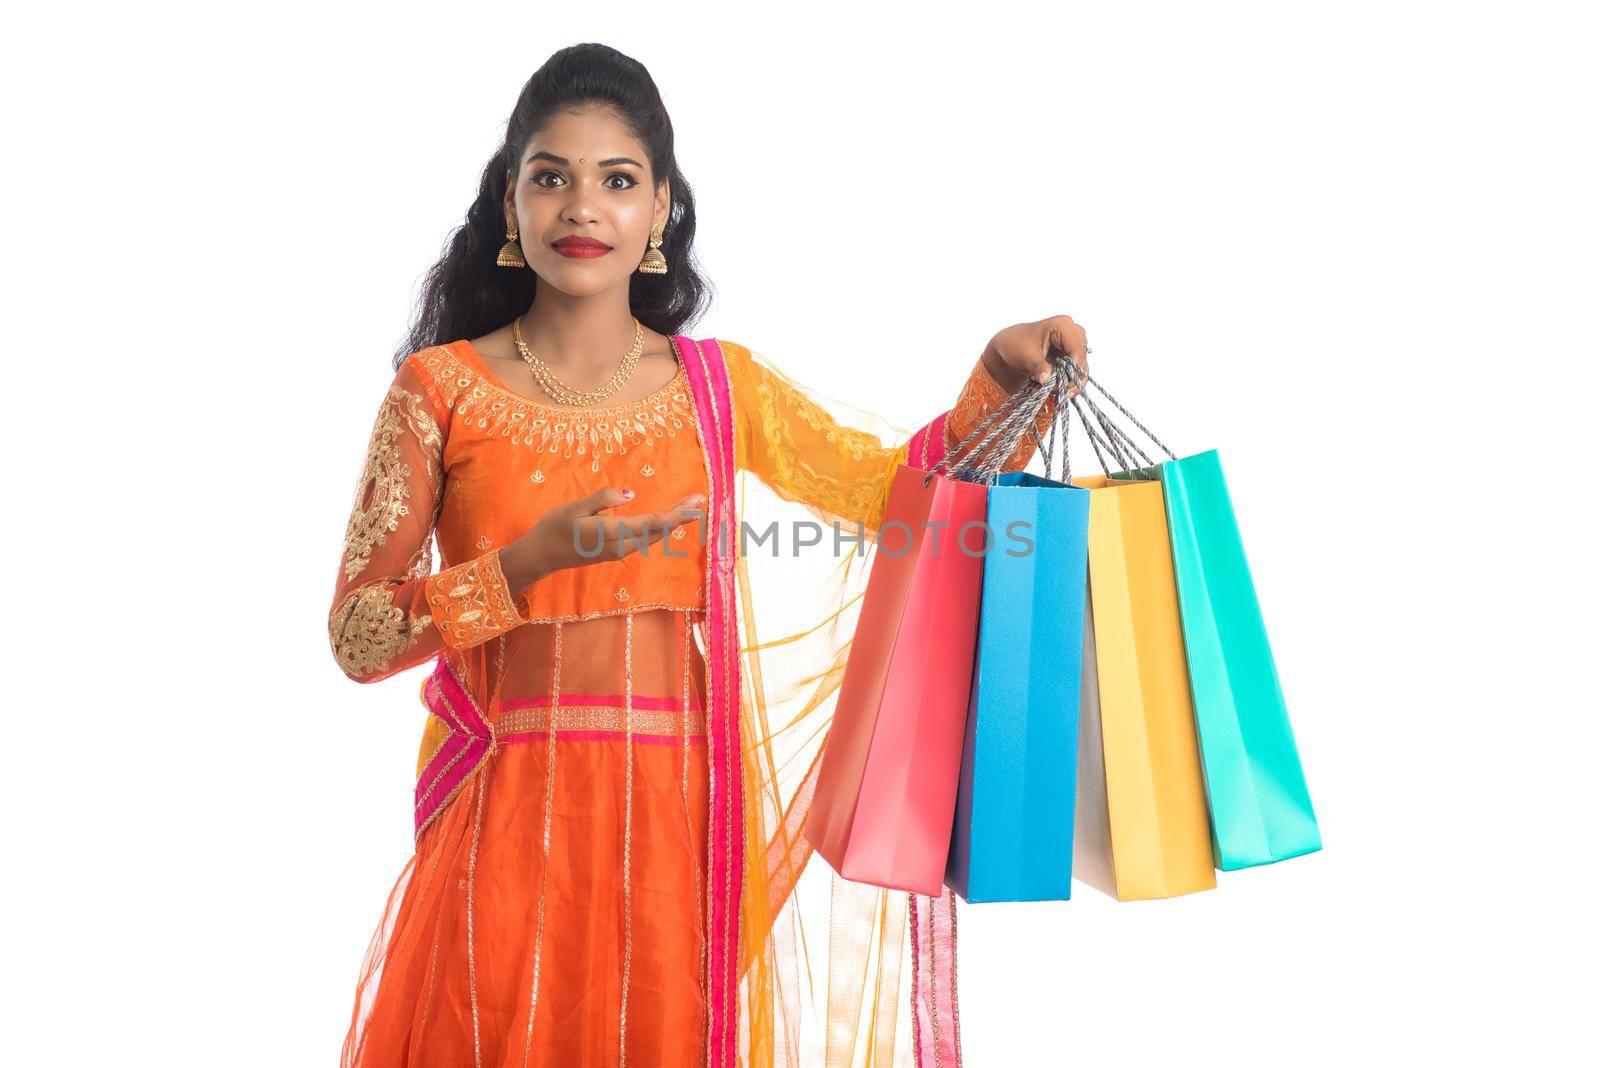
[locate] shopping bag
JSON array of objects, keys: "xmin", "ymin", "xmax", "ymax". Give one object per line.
[
  {"xmin": 804, "ymin": 462, "xmax": 991, "ymax": 896},
  {"xmin": 946, "ymin": 470, "xmax": 1091, "ymax": 903},
  {"xmin": 1120, "ymin": 449, "xmax": 1322, "ymax": 868},
  {"xmin": 1071, "ymin": 587, "xmax": 1116, "ymax": 895},
  {"xmin": 1070, "ymin": 472, "xmax": 1217, "ymax": 900},
  {"xmin": 1068, "ymin": 360, "xmax": 1322, "ymax": 870}
]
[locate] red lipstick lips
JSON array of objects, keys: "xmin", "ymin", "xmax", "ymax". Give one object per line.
[{"xmin": 552, "ymin": 235, "xmax": 613, "ymax": 259}]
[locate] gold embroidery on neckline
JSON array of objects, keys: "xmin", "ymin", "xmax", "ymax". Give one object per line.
[{"xmin": 414, "ymin": 344, "xmax": 693, "ymax": 459}]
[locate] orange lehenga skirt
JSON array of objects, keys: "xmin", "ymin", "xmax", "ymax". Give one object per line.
[{"xmin": 341, "ymin": 608, "xmax": 712, "ymax": 1067}]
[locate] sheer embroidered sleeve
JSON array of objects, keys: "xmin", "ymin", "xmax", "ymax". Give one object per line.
[
  {"xmin": 721, "ymin": 339, "xmax": 915, "ymax": 538},
  {"xmin": 721, "ymin": 340, "xmax": 1059, "ymax": 538},
  {"xmin": 943, "ymin": 355, "xmax": 1058, "ymax": 474},
  {"xmin": 327, "ymin": 356, "xmax": 530, "ymax": 684}
]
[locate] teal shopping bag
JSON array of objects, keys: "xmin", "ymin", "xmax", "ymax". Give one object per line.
[
  {"xmin": 1145, "ymin": 449, "xmax": 1321, "ymax": 868},
  {"xmin": 1067, "ymin": 363, "xmax": 1321, "ymax": 871}
]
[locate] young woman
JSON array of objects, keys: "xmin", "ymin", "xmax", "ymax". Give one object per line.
[{"xmin": 329, "ymin": 42, "xmax": 1088, "ymax": 1068}]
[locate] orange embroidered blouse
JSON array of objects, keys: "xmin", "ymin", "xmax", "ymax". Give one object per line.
[{"xmin": 327, "ymin": 336, "xmax": 1052, "ymax": 775}]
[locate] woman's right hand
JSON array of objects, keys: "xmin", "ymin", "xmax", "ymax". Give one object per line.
[{"xmin": 498, "ymin": 487, "xmax": 707, "ymax": 596}]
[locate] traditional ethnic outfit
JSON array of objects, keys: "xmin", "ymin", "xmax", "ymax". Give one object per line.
[{"xmin": 330, "ymin": 335, "xmax": 1052, "ymax": 1067}]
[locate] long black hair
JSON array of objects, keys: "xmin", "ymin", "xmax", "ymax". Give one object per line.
[{"xmin": 392, "ymin": 43, "xmax": 713, "ymax": 371}]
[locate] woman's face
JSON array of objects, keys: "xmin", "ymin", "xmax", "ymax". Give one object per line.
[{"xmin": 506, "ymin": 107, "xmax": 669, "ymax": 298}]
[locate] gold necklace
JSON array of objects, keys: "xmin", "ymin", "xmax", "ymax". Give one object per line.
[{"xmin": 513, "ymin": 316, "xmax": 644, "ymax": 405}]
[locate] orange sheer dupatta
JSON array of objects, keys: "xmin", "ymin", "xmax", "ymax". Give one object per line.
[{"xmin": 721, "ymin": 340, "xmax": 1052, "ymax": 1067}]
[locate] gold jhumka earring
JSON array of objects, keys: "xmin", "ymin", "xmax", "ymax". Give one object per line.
[
  {"xmin": 637, "ymin": 219, "xmax": 667, "ymax": 275},
  {"xmin": 497, "ymin": 208, "xmax": 528, "ymax": 269}
]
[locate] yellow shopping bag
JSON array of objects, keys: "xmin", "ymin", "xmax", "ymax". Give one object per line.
[{"xmin": 1070, "ymin": 474, "xmax": 1216, "ymax": 900}]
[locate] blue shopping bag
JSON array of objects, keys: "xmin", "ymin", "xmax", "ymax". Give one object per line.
[{"xmin": 945, "ymin": 470, "xmax": 1092, "ymax": 902}]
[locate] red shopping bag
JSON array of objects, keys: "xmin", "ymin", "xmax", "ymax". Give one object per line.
[{"xmin": 803, "ymin": 463, "xmax": 990, "ymax": 895}]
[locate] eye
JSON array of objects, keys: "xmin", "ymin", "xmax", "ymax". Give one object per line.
[{"xmin": 529, "ymin": 170, "xmax": 639, "ymax": 190}]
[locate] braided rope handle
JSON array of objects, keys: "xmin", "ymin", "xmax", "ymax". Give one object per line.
[
  {"xmin": 1059, "ymin": 360, "xmax": 1178, "ymax": 474},
  {"xmin": 949, "ymin": 352, "xmax": 1102, "ymax": 483},
  {"xmin": 923, "ymin": 368, "xmax": 1057, "ymax": 486},
  {"xmin": 1026, "ymin": 357, "xmax": 1076, "ymax": 483},
  {"xmin": 924, "ymin": 350, "xmax": 1177, "ymax": 487}
]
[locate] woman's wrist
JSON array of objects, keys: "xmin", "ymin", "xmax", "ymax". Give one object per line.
[
  {"xmin": 498, "ymin": 543, "xmax": 547, "ymax": 599},
  {"xmin": 980, "ymin": 341, "xmax": 1030, "ymax": 394}
]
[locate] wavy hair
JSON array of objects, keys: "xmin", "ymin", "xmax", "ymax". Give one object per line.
[{"xmin": 392, "ymin": 43, "xmax": 713, "ymax": 371}]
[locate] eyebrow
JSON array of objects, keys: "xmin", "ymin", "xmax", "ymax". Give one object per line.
[{"xmin": 525, "ymin": 151, "xmax": 643, "ymax": 168}]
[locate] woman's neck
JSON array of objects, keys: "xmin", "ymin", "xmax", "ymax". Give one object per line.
[{"xmin": 515, "ymin": 288, "xmax": 647, "ymax": 372}]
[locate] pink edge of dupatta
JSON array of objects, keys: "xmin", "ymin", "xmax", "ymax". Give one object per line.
[
  {"xmin": 412, "ymin": 659, "xmax": 493, "ymax": 842},
  {"xmin": 674, "ymin": 340, "xmax": 962, "ymax": 1068},
  {"xmin": 674, "ymin": 334, "xmax": 743, "ymax": 1068},
  {"xmin": 910, "ymin": 887, "xmax": 963, "ymax": 1068},
  {"xmin": 907, "ymin": 411, "xmax": 949, "ymax": 474},
  {"xmin": 907, "ymin": 409, "xmax": 963, "ymax": 1068}
]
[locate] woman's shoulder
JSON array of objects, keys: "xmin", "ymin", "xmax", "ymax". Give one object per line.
[
  {"xmin": 400, "ymin": 338, "xmax": 470, "ymax": 380},
  {"xmin": 713, "ymin": 337, "xmax": 752, "ymax": 363},
  {"xmin": 667, "ymin": 334, "xmax": 749, "ymax": 363},
  {"xmin": 710, "ymin": 338, "xmax": 789, "ymax": 385},
  {"xmin": 657, "ymin": 335, "xmax": 757, "ymax": 391},
  {"xmin": 392, "ymin": 341, "xmax": 474, "ymax": 425}
]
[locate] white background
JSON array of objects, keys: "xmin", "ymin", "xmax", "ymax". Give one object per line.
[{"xmin": 7, "ymin": 1, "xmax": 1597, "ymax": 1064}]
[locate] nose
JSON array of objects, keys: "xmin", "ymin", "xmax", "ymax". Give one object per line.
[{"xmin": 562, "ymin": 187, "xmax": 601, "ymax": 227}]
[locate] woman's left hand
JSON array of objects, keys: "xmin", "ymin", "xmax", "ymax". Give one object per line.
[{"xmin": 982, "ymin": 315, "xmax": 1090, "ymax": 395}]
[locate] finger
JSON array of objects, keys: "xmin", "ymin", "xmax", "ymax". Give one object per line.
[
  {"xmin": 616, "ymin": 514, "xmax": 689, "ymax": 558},
  {"xmin": 573, "ymin": 486, "xmax": 635, "ymax": 517},
  {"xmin": 1020, "ymin": 322, "xmax": 1054, "ymax": 386},
  {"xmin": 1048, "ymin": 315, "xmax": 1089, "ymax": 378},
  {"xmin": 1028, "ymin": 318, "xmax": 1075, "ymax": 386},
  {"xmin": 579, "ymin": 493, "xmax": 706, "ymax": 556},
  {"xmin": 579, "ymin": 516, "xmax": 644, "ymax": 560},
  {"xmin": 660, "ymin": 506, "xmax": 706, "ymax": 532},
  {"xmin": 666, "ymin": 494, "xmax": 707, "ymax": 528},
  {"xmin": 640, "ymin": 497, "xmax": 706, "ymax": 542},
  {"xmin": 630, "ymin": 504, "xmax": 709, "ymax": 556},
  {"xmin": 573, "ymin": 516, "xmax": 621, "ymax": 559},
  {"xmin": 615, "ymin": 516, "xmax": 656, "ymax": 550},
  {"xmin": 1048, "ymin": 355, "xmax": 1085, "ymax": 395}
]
